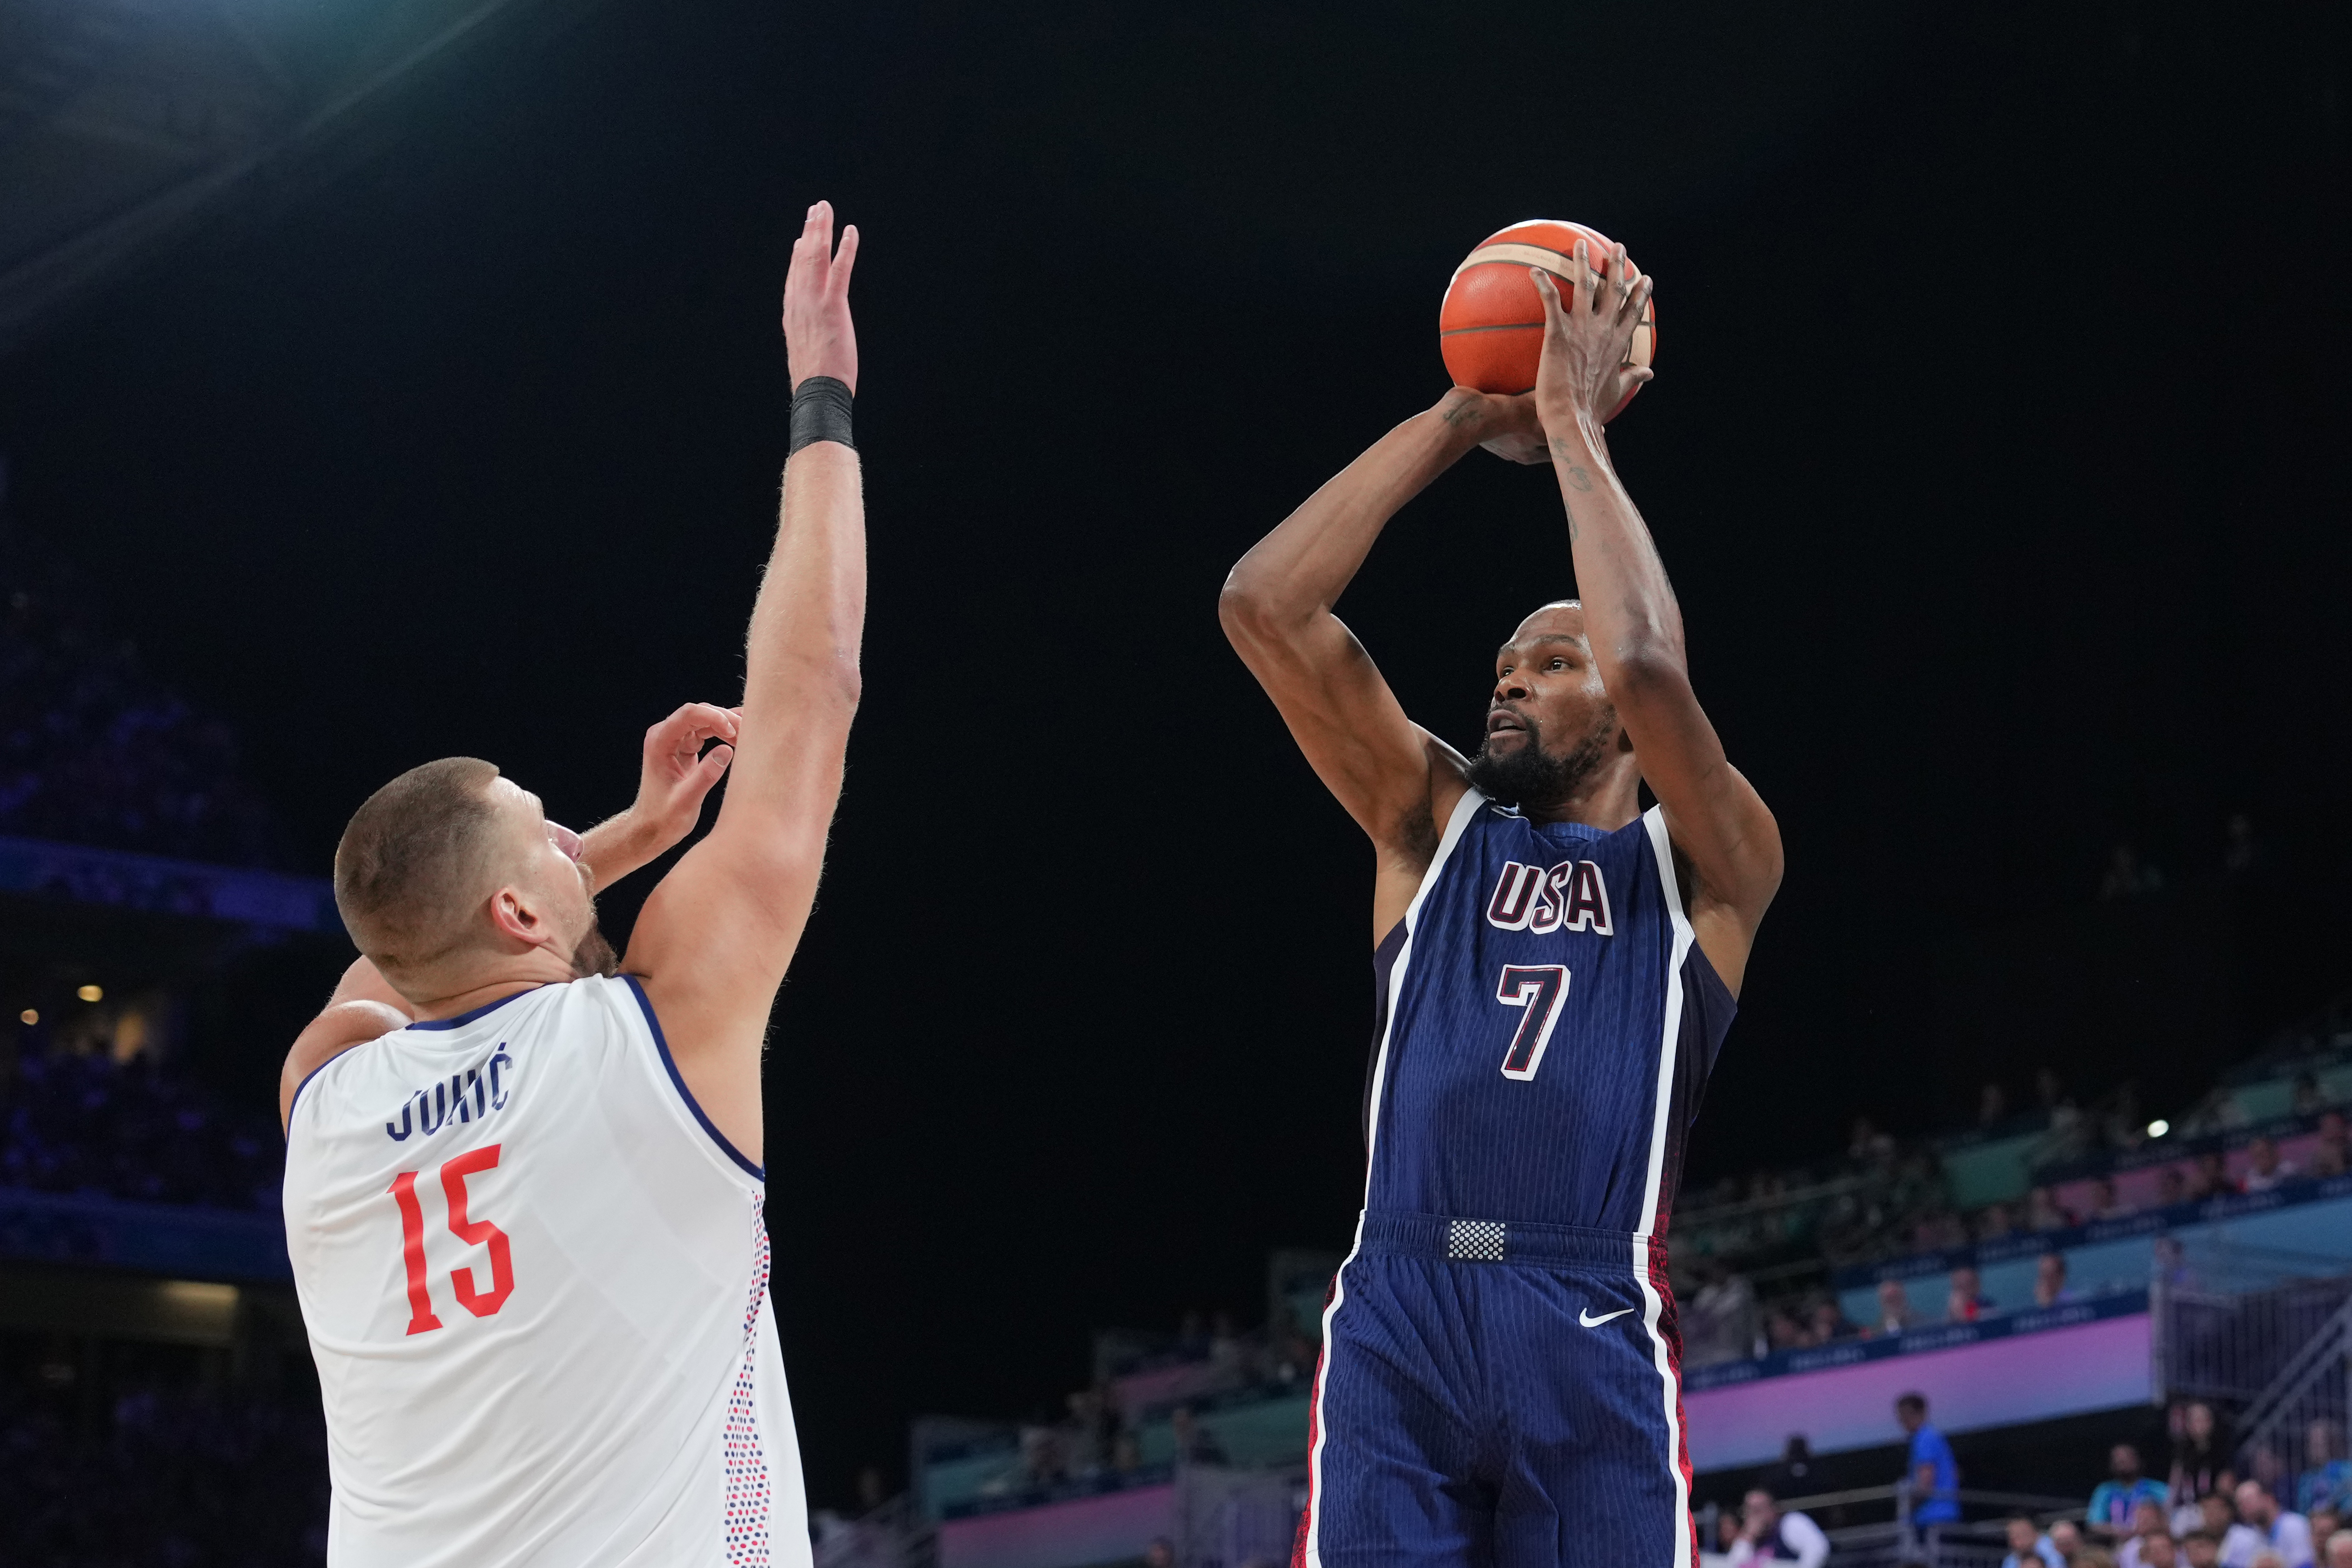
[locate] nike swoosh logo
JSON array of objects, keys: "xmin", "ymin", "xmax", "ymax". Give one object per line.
[{"xmin": 1579, "ymin": 1307, "xmax": 1635, "ymax": 1328}]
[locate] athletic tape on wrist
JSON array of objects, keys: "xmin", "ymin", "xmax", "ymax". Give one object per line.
[{"xmin": 789, "ymin": 376, "xmax": 855, "ymax": 454}]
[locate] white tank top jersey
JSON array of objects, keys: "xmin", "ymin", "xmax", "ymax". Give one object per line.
[{"xmin": 283, "ymin": 974, "xmax": 810, "ymax": 1568}]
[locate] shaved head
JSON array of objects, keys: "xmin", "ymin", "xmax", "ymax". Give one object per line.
[
  {"xmin": 1467, "ymin": 599, "xmax": 1623, "ymax": 810},
  {"xmin": 333, "ymin": 757, "xmax": 514, "ymax": 981}
]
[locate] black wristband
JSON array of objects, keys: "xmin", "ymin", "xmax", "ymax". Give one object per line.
[{"xmin": 788, "ymin": 376, "xmax": 854, "ymax": 455}]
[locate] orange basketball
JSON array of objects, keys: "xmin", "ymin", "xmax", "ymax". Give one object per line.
[{"xmin": 1439, "ymin": 219, "xmax": 1656, "ymax": 420}]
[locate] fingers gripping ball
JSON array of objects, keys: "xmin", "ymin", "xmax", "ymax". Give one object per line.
[{"xmin": 1440, "ymin": 219, "xmax": 1656, "ymax": 418}]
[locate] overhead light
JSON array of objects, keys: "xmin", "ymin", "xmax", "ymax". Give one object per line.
[
  {"xmin": 2147, "ymin": 1119, "xmax": 2170, "ymax": 1138},
  {"xmin": 76, "ymin": 984, "xmax": 102, "ymax": 1003},
  {"xmin": 16, "ymin": 1009, "xmax": 34, "ymax": 1025}
]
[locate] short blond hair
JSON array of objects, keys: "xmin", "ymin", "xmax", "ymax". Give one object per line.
[{"xmin": 333, "ymin": 758, "xmax": 505, "ymax": 977}]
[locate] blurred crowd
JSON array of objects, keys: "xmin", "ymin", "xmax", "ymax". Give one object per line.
[
  {"xmin": 0, "ymin": 557, "xmax": 285, "ymax": 867},
  {"xmin": 1678, "ymin": 1078, "xmax": 2351, "ymax": 1368},
  {"xmin": 0, "ymin": 1031, "xmax": 281, "ymax": 1210},
  {"xmin": 0, "ymin": 1371, "xmax": 328, "ymax": 1565},
  {"xmin": 1710, "ymin": 1402, "xmax": 2352, "ymax": 1568}
]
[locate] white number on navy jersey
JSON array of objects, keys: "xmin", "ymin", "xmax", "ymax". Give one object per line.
[{"xmin": 1494, "ymin": 965, "xmax": 1571, "ymax": 1080}]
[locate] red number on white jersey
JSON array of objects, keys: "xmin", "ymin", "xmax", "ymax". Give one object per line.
[{"xmin": 387, "ymin": 1143, "xmax": 514, "ymax": 1334}]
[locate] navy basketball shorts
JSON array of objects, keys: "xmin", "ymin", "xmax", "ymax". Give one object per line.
[{"xmin": 1296, "ymin": 1213, "xmax": 1695, "ymax": 1568}]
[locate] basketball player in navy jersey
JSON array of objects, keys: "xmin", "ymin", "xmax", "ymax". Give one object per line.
[{"xmin": 1221, "ymin": 243, "xmax": 1783, "ymax": 1567}]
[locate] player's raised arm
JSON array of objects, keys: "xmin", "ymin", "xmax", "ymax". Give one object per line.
[
  {"xmin": 1220, "ymin": 393, "xmax": 1542, "ymax": 938},
  {"xmin": 1528, "ymin": 244, "xmax": 1783, "ymax": 990},
  {"xmin": 623, "ymin": 201, "xmax": 865, "ymax": 1164},
  {"xmin": 273, "ymin": 701, "xmax": 740, "ymax": 1131}
]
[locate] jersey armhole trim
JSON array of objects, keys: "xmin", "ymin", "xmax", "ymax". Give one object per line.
[
  {"xmin": 285, "ymin": 1053, "xmax": 340, "ymax": 1129},
  {"xmin": 621, "ymin": 974, "xmax": 765, "ymax": 1182}
]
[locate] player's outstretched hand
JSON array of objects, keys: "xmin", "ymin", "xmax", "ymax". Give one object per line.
[
  {"xmin": 1530, "ymin": 240, "xmax": 1654, "ymax": 433},
  {"xmin": 633, "ymin": 702, "xmax": 739, "ymax": 850},
  {"xmin": 783, "ymin": 200, "xmax": 859, "ymax": 393}
]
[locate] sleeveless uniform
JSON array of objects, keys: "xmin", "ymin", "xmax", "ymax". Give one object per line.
[
  {"xmin": 283, "ymin": 975, "xmax": 809, "ymax": 1568},
  {"xmin": 1298, "ymin": 791, "xmax": 1736, "ymax": 1568}
]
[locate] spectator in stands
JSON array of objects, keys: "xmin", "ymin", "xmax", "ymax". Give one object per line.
[
  {"xmin": 1170, "ymin": 1405, "xmax": 1227, "ymax": 1467},
  {"xmin": 2033, "ymin": 1251, "xmax": 2079, "ymax": 1308},
  {"xmin": 2010, "ymin": 1517, "xmax": 2069, "ymax": 1568},
  {"xmin": 2184, "ymin": 1531, "xmax": 2225, "ymax": 1568},
  {"xmin": 1870, "ymin": 1278, "xmax": 1915, "ymax": 1337},
  {"xmin": 2297, "ymin": 1422, "xmax": 2351, "ymax": 1519},
  {"xmin": 1981, "ymin": 1083, "xmax": 2012, "ymax": 1127},
  {"xmin": 1766, "ymin": 1307, "xmax": 1808, "ymax": 1351},
  {"xmin": 2055, "ymin": 1520, "xmax": 2089, "ymax": 1561},
  {"xmin": 1688, "ymin": 1261, "xmax": 1763, "ymax": 1366},
  {"xmin": 1112, "ymin": 1431, "xmax": 1144, "ymax": 1478},
  {"xmin": 1265, "ymin": 1306, "xmax": 1317, "ymax": 1385},
  {"xmin": 1979, "ymin": 1203, "xmax": 2019, "ymax": 1242},
  {"xmin": 1947, "ymin": 1264, "xmax": 1993, "ymax": 1322},
  {"xmin": 2159, "ymin": 1168, "xmax": 2189, "ymax": 1207},
  {"xmin": 1896, "ymin": 1393, "xmax": 1961, "ymax": 1526},
  {"xmin": 2028, "ymin": 1186, "xmax": 2077, "ymax": 1232},
  {"xmin": 2233, "ymin": 1480, "xmax": 2315, "ymax": 1568},
  {"xmin": 1728, "ymin": 1488, "xmax": 1830, "ymax": 1568},
  {"xmin": 1807, "ymin": 1298, "xmax": 1855, "ymax": 1344},
  {"xmin": 1064, "ymin": 1386, "xmax": 1118, "ymax": 1476},
  {"xmin": 2186, "ymin": 1153, "xmax": 2229, "ymax": 1201},
  {"xmin": 1208, "ymin": 1311, "xmax": 1247, "ymax": 1377},
  {"xmin": 2174, "ymin": 1403, "xmax": 2235, "ymax": 1522},
  {"xmin": 2204, "ymin": 1493, "xmax": 2264, "ymax": 1566},
  {"xmin": 2324, "ymin": 1531, "xmax": 2352, "ymax": 1568},
  {"xmin": 2089, "ymin": 1176, "xmax": 2136, "ymax": 1220},
  {"xmin": 1766, "ymin": 1435, "xmax": 1819, "ymax": 1499},
  {"xmin": 2118, "ymin": 1499, "xmax": 2176, "ymax": 1568},
  {"xmin": 2311, "ymin": 1112, "xmax": 2349, "ymax": 1181},
  {"xmin": 1144, "ymin": 1539, "xmax": 1176, "ymax": 1568},
  {"xmin": 2312, "ymin": 1516, "xmax": 2342, "ymax": 1558},
  {"xmin": 2140, "ymin": 1536, "xmax": 2180, "ymax": 1568},
  {"xmin": 2291, "ymin": 1073, "xmax": 2327, "ymax": 1116},
  {"xmin": 2242, "ymin": 1137, "xmax": 2299, "ymax": 1194},
  {"xmin": 2093, "ymin": 1446, "xmax": 2175, "ymax": 1541},
  {"xmin": 1914, "ymin": 1209, "xmax": 1969, "ymax": 1252},
  {"xmin": 1851, "ymin": 1116, "xmax": 1896, "ymax": 1166}
]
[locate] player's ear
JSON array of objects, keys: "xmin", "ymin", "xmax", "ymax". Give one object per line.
[{"xmin": 486, "ymin": 884, "xmax": 544, "ymax": 948}]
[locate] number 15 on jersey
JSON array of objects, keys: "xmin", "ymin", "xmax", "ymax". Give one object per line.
[{"xmin": 388, "ymin": 1144, "xmax": 515, "ymax": 1335}]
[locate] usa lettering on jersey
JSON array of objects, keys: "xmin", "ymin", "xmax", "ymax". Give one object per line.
[{"xmin": 1484, "ymin": 858, "xmax": 1614, "ymax": 936}]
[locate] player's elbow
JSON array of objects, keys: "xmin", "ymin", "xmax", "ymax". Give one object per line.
[
  {"xmin": 1218, "ymin": 571, "xmax": 1303, "ymax": 655},
  {"xmin": 1606, "ymin": 639, "xmax": 1691, "ymax": 706}
]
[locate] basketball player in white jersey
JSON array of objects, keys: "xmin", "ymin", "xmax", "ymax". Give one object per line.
[{"xmin": 275, "ymin": 201, "xmax": 864, "ymax": 1568}]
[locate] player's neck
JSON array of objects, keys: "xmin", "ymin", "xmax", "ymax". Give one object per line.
[
  {"xmin": 1516, "ymin": 771, "xmax": 1643, "ymax": 830},
  {"xmin": 407, "ymin": 953, "xmax": 580, "ymax": 1023}
]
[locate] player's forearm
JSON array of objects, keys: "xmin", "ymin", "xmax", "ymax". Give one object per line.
[
  {"xmin": 579, "ymin": 810, "xmax": 664, "ymax": 893},
  {"xmin": 1543, "ymin": 416, "xmax": 1687, "ymax": 688},
  {"xmin": 733, "ymin": 443, "xmax": 865, "ymax": 814},
  {"xmin": 1223, "ymin": 400, "xmax": 1480, "ymax": 629}
]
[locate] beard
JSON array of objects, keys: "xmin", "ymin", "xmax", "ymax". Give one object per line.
[
  {"xmin": 569, "ymin": 921, "xmax": 619, "ymax": 979},
  {"xmin": 1467, "ymin": 707, "xmax": 1617, "ymax": 809}
]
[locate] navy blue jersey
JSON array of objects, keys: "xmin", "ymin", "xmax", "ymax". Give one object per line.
[{"xmin": 1364, "ymin": 790, "xmax": 1735, "ymax": 1236}]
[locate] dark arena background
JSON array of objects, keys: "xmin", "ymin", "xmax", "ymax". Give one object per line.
[{"xmin": 1, "ymin": 1, "xmax": 2349, "ymax": 1564}]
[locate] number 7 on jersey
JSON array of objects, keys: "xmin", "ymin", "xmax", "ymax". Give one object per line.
[{"xmin": 1494, "ymin": 965, "xmax": 1569, "ymax": 1080}]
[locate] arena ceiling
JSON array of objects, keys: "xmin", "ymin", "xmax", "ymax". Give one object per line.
[{"xmin": 0, "ymin": 0, "xmax": 580, "ymax": 355}]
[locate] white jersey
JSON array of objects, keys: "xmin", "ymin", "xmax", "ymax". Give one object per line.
[{"xmin": 284, "ymin": 974, "xmax": 809, "ymax": 1568}]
